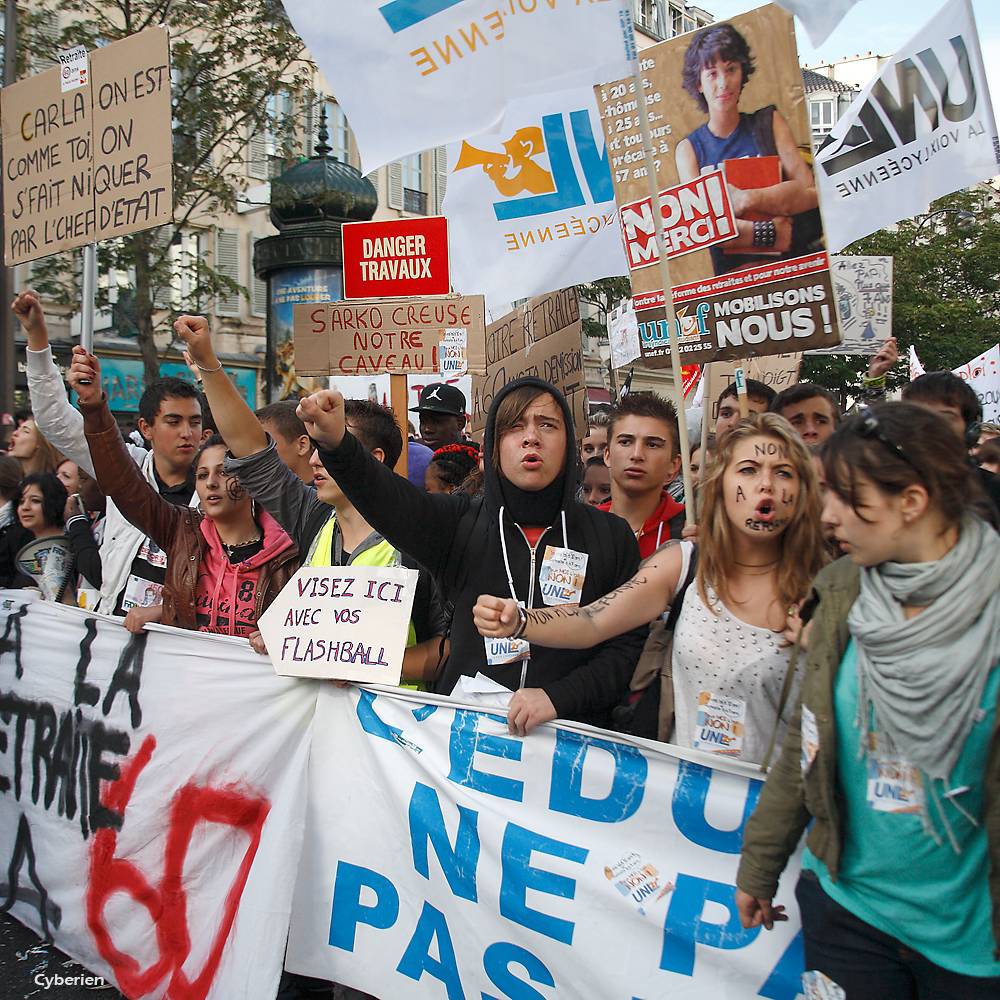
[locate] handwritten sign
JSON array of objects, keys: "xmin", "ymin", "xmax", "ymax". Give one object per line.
[
  {"xmin": 89, "ymin": 29, "xmax": 172, "ymax": 241},
  {"xmin": 256, "ymin": 565, "xmax": 418, "ymax": 682},
  {"xmin": 1, "ymin": 26, "xmax": 172, "ymax": 265},
  {"xmin": 807, "ymin": 255, "xmax": 893, "ymax": 356},
  {"xmin": 292, "ymin": 294, "xmax": 487, "ymax": 377},
  {"xmin": 470, "ymin": 287, "xmax": 585, "ymax": 434}
]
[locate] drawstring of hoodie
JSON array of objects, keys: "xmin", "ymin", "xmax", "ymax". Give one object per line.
[{"xmin": 498, "ymin": 506, "xmax": 570, "ymax": 688}]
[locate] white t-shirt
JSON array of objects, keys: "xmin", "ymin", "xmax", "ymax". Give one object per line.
[{"xmin": 671, "ymin": 552, "xmax": 798, "ymax": 764}]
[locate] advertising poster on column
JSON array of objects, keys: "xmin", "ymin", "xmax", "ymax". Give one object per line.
[
  {"xmin": 597, "ymin": 4, "xmax": 840, "ymax": 368},
  {"xmin": 268, "ymin": 266, "xmax": 341, "ymax": 401}
]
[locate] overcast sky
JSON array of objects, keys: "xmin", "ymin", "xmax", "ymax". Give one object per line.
[{"xmin": 703, "ymin": 0, "xmax": 999, "ymax": 110}]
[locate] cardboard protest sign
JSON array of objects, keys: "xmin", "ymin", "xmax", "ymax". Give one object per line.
[
  {"xmin": 2, "ymin": 63, "xmax": 95, "ymax": 262},
  {"xmin": 257, "ymin": 565, "xmax": 418, "ymax": 683},
  {"xmin": 1, "ymin": 27, "xmax": 172, "ymax": 264},
  {"xmin": 286, "ymin": 685, "xmax": 807, "ymax": 999},
  {"xmin": 702, "ymin": 353, "xmax": 803, "ymax": 406},
  {"xmin": 597, "ymin": 4, "xmax": 839, "ymax": 367},
  {"xmin": 470, "ymin": 287, "xmax": 585, "ymax": 434},
  {"xmin": 807, "ymin": 256, "xmax": 892, "ymax": 356},
  {"xmin": 292, "ymin": 294, "xmax": 487, "ymax": 377},
  {"xmin": 0, "ymin": 595, "xmax": 316, "ymax": 1000},
  {"xmin": 88, "ymin": 28, "xmax": 172, "ymax": 241}
]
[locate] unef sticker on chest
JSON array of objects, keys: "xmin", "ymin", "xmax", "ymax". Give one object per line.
[
  {"xmin": 694, "ymin": 691, "xmax": 745, "ymax": 756},
  {"xmin": 866, "ymin": 732, "xmax": 924, "ymax": 813},
  {"xmin": 539, "ymin": 546, "xmax": 589, "ymax": 606}
]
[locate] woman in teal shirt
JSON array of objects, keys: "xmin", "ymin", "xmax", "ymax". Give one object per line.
[{"xmin": 736, "ymin": 402, "xmax": 1000, "ymax": 998}]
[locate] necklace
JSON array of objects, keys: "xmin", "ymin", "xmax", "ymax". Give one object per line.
[{"xmin": 221, "ymin": 529, "xmax": 262, "ymax": 554}]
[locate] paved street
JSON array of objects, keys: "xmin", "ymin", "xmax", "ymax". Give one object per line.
[{"xmin": 0, "ymin": 914, "xmax": 122, "ymax": 998}]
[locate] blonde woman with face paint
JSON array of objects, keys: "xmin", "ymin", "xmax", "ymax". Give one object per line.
[{"xmin": 475, "ymin": 413, "xmax": 827, "ymax": 762}]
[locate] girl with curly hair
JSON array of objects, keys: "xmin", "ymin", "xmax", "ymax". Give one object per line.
[{"xmin": 474, "ymin": 413, "xmax": 827, "ymax": 762}]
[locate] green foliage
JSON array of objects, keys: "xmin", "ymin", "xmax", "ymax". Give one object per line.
[
  {"xmin": 802, "ymin": 186, "xmax": 1000, "ymax": 398},
  {"xmin": 28, "ymin": 0, "xmax": 311, "ymax": 382},
  {"xmin": 577, "ymin": 275, "xmax": 631, "ymax": 339}
]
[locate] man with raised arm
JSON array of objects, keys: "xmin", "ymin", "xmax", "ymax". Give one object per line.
[
  {"xmin": 293, "ymin": 377, "xmax": 646, "ymax": 736},
  {"xmin": 13, "ymin": 290, "xmax": 201, "ymax": 627},
  {"xmin": 174, "ymin": 315, "xmax": 446, "ymax": 684}
]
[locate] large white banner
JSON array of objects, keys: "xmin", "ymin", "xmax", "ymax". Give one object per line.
[
  {"xmin": 0, "ymin": 594, "xmax": 317, "ymax": 1000},
  {"xmin": 815, "ymin": 0, "xmax": 999, "ymax": 251},
  {"xmin": 280, "ymin": 0, "xmax": 635, "ymax": 174},
  {"xmin": 444, "ymin": 87, "xmax": 628, "ymax": 310},
  {"xmin": 286, "ymin": 686, "xmax": 805, "ymax": 999}
]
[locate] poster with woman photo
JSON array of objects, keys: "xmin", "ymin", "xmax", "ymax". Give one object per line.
[{"xmin": 598, "ymin": 4, "xmax": 840, "ymax": 367}]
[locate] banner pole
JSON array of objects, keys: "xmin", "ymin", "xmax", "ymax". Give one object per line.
[
  {"xmin": 80, "ymin": 242, "xmax": 97, "ymax": 356},
  {"xmin": 630, "ymin": 62, "xmax": 694, "ymax": 524},
  {"xmin": 390, "ymin": 373, "xmax": 409, "ymax": 478},
  {"xmin": 699, "ymin": 362, "xmax": 712, "ymax": 457}
]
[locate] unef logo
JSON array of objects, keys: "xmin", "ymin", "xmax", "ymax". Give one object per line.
[
  {"xmin": 817, "ymin": 34, "xmax": 977, "ymax": 175},
  {"xmin": 454, "ymin": 111, "xmax": 613, "ymax": 221},
  {"xmin": 379, "ymin": 0, "xmax": 467, "ymax": 33},
  {"xmin": 637, "ymin": 303, "xmax": 710, "ymax": 347}
]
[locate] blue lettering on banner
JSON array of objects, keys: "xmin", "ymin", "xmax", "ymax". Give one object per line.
[
  {"xmin": 379, "ymin": 0, "xmax": 465, "ymax": 34},
  {"xmin": 396, "ymin": 901, "xmax": 466, "ymax": 1000},
  {"xmin": 548, "ymin": 729, "xmax": 647, "ymax": 823},
  {"xmin": 494, "ymin": 112, "xmax": 611, "ymax": 222},
  {"xmin": 569, "ymin": 109, "xmax": 613, "ymax": 202},
  {"xmin": 758, "ymin": 928, "xmax": 806, "ymax": 1000},
  {"xmin": 409, "ymin": 782, "xmax": 480, "ymax": 902},
  {"xmin": 499, "ymin": 824, "xmax": 587, "ymax": 945},
  {"xmin": 356, "ymin": 688, "xmax": 407, "ymax": 745},
  {"xmin": 671, "ymin": 759, "xmax": 761, "ymax": 854},
  {"xmin": 482, "ymin": 941, "xmax": 555, "ymax": 1000},
  {"xmin": 447, "ymin": 710, "xmax": 524, "ymax": 802},
  {"xmin": 660, "ymin": 874, "xmax": 760, "ymax": 977},
  {"xmin": 329, "ymin": 862, "xmax": 399, "ymax": 951}
]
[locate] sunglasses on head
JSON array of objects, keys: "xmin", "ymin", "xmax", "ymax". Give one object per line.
[{"xmin": 853, "ymin": 408, "xmax": 918, "ymax": 471}]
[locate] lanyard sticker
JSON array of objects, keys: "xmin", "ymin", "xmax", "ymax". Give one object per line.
[
  {"xmin": 694, "ymin": 692, "xmax": 745, "ymax": 756},
  {"xmin": 801, "ymin": 704, "xmax": 820, "ymax": 778},
  {"xmin": 801, "ymin": 971, "xmax": 846, "ymax": 1000},
  {"xmin": 865, "ymin": 732, "xmax": 924, "ymax": 813},
  {"xmin": 484, "ymin": 635, "xmax": 529, "ymax": 667},
  {"xmin": 539, "ymin": 546, "xmax": 589, "ymax": 606}
]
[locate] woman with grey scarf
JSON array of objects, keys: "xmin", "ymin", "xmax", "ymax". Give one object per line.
[{"xmin": 735, "ymin": 401, "xmax": 1000, "ymax": 999}]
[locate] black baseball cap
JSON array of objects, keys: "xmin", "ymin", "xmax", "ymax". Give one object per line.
[{"xmin": 410, "ymin": 383, "xmax": 467, "ymax": 417}]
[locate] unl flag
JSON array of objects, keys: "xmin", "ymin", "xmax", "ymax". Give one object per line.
[
  {"xmin": 815, "ymin": 0, "xmax": 998, "ymax": 251},
  {"xmin": 280, "ymin": 0, "xmax": 635, "ymax": 174},
  {"xmin": 444, "ymin": 86, "xmax": 628, "ymax": 309},
  {"xmin": 772, "ymin": 0, "xmax": 861, "ymax": 46}
]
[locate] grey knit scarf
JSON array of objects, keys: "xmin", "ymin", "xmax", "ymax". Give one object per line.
[{"xmin": 848, "ymin": 515, "xmax": 1000, "ymax": 790}]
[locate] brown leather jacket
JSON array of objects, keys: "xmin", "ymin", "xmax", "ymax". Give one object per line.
[{"xmin": 80, "ymin": 394, "xmax": 299, "ymax": 630}]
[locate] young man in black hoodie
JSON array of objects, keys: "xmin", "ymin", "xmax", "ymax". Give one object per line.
[{"xmin": 299, "ymin": 377, "xmax": 646, "ymax": 736}]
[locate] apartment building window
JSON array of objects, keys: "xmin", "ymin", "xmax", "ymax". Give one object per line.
[
  {"xmin": 634, "ymin": 0, "xmax": 666, "ymax": 39},
  {"xmin": 810, "ymin": 99, "xmax": 835, "ymax": 131},
  {"xmin": 215, "ymin": 227, "xmax": 242, "ymax": 318},
  {"xmin": 402, "ymin": 154, "xmax": 426, "ymax": 214},
  {"xmin": 248, "ymin": 91, "xmax": 295, "ymax": 180}
]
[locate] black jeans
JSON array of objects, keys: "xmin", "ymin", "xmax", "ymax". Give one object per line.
[{"xmin": 796, "ymin": 871, "xmax": 1000, "ymax": 999}]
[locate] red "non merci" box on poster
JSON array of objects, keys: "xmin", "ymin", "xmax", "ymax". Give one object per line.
[{"xmin": 342, "ymin": 216, "xmax": 450, "ymax": 299}]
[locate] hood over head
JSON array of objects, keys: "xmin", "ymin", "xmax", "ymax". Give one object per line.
[{"xmin": 481, "ymin": 377, "xmax": 580, "ymax": 522}]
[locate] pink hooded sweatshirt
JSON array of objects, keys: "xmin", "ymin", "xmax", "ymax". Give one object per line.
[{"xmin": 193, "ymin": 509, "xmax": 294, "ymax": 636}]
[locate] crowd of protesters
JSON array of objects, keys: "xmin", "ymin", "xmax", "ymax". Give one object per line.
[{"xmin": 3, "ymin": 291, "xmax": 999, "ymax": 998}]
